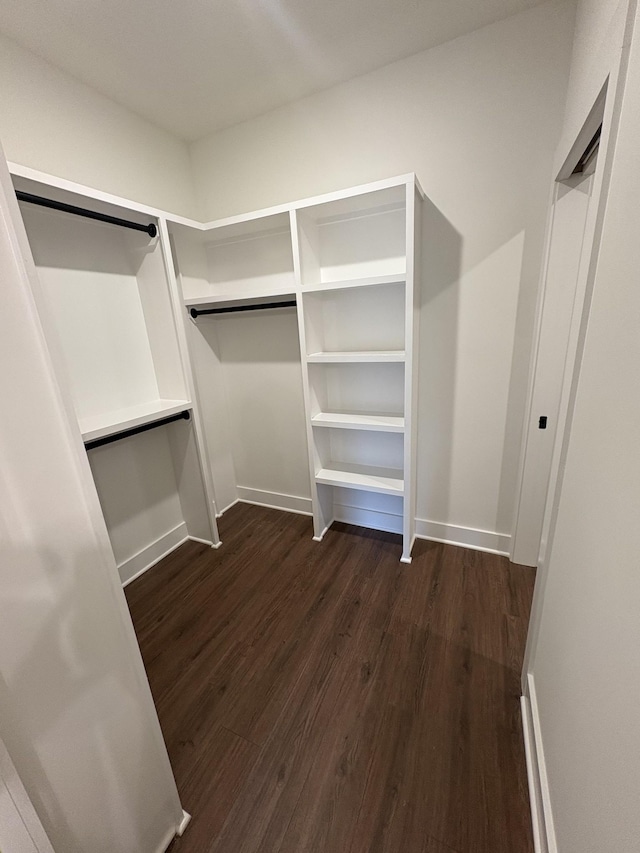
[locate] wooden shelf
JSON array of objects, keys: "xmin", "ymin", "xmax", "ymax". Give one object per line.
[
  {"xmin": 307, "ymin": 350, "xmax": 405, "ymax": 364},
  {"xmin": 316, "ymin": 462, "xmax": 404, "ymax": 496},
  {"xmin": 311, "ymin": 412, "xmax": 404, "ymax": 433},
  {"xmin": 79, "ymin": 399, "xmax": 192, "ymax": 442},
  {"xmin": 302, "ymin": 273, "xmax": 405, "ymax": 293}
]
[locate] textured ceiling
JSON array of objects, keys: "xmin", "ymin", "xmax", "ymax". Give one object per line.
[{"xmin": 0, "ymin": 0, "xmax": 548, "ymax": 141}]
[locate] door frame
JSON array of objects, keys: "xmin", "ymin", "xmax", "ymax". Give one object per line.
[{"xmin": 519, "ymin": 64, "xmax": 634, "ymax": 686}]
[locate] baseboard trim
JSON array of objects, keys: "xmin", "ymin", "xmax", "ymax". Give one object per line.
[
  {"xmin": 237, "ymin": 486, "xmax": 312, "ymax": 516},
  {"xmin": 120, "ymin": 523, "xmax": 188, "ymax": 587},
  {"xmin": 187, "ymin": 535, "xmax": 216, "ymax": 547},
  {"xmin": 334, "ymin": 502, "xmax": 403, "ymax": 534},
  {"xmin": 522, "ymin": 674, "xmax": 557, "ymax": 853},
  {"xmin": 216, "ymin": 498, "xmax": 239, "ymax": 517},
  {"xmin": 177, "ymin": 810, "xmax": 191, "ymax": 836},
  {"xmin": 415, "ymin": 518, "xmax": 511, "ymax": 556}
]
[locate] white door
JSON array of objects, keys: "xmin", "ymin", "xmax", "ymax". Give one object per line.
[{"xmin": 511, "ymin": 168, "xmax": 596, "ymax": 566}]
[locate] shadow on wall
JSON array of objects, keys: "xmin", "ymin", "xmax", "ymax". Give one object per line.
[
  {"xmin": 0, "ymin": 542, "xmax": 170, "ymax": 853},
  {"xmin": 417, "ymin": 198, "xmax": 462, "ymax": 528}
]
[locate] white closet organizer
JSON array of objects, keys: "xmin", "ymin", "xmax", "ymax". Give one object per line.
[
  {"xmin": 13, "ymin": 173, "xmax": 219, "ymax": 584},
  {"xmin": 168, "ymin": 174, "xmax": 422, "ymax": 563}
]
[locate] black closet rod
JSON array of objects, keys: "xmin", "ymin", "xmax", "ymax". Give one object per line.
[
  {"xmin": 190, "ymin": 300, "xmax": 296, "ymax": 319},
  {"xmin": 84, "ymin": 410, "xmax": 190, "ymax": 451},
  {"xmin": 16, "ymin": 190, "xmax": 158, "ymax": 238}
]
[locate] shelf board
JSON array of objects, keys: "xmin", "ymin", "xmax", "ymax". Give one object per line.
[
  {"xmin": 302, "ymin": 272, "xmax": 405, "ymax": 293},
  {"xmin": 79, "ymin": 399, "xmax": 192, "ymax": 442},
  {"xmin": 184, "ymin": 289, "xmax": 296, "ymax": 310},
  {"xmin": 307, "ymin": 350, "xmax": 405, "ymax": 364},
  {"xmin": 316, "ymin": 462, "xmax": 404, "ymax": 496},
  {"xmin": 311, "ymin": 412, "xmax": 404, "ymax": 433}
]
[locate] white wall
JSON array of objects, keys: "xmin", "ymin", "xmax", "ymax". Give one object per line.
[
  {"xmin": 556, "ymin": 0, "xmax": 630, "ymax": 168},
  {"xmin": 189, "ymin": 0, "xmax": 576, "ymax": 547},
  {"xmin": 525, "ymin": 1, "xmax": 640, "ymax": 851},
  {"xmin": 0, "ymin": 148, "xmax": 182, "ymax": 852},
  {"xmin": 0, "ymin": 32, "xmax": 197, "ymax": 217}
]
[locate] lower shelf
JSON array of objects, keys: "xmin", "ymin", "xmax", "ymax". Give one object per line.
[
  {"xmin": 79, "ymin": 399, "xmax": 192, "ymax": 442},
  {"xmin": 315, "ymin": 462, "xmax": 404, "ymax": 496}
]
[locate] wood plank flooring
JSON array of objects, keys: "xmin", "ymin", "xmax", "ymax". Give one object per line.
[{"xmin": 125, "ymin": 503, "xmax": 536, "ymax": 853}]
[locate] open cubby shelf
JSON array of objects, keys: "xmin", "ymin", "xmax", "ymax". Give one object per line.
[
  {"xmin": 167, "ymin": 174, "xmax": 421, "ymax": 562},
  {"xmin": 311, "ymin": 412, "xmax": 405, "ymax": 433},
  {"xmin": 315, "ymin": 462, "xmax": 404, "ymax": 496}
]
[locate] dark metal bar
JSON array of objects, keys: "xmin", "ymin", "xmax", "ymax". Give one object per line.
[
  {"xmin": 572, "ymin": 124, "xmax": 602, "ymax": 175},
  {"xmin": 84, "ymin": 410, "xmax": 190, "ymax": 451},
  {"xmin": 190, "ymin": 300, "xmax": 296, "ymax": 319},
  {"xmin": 16, "ymin": 190, "xmax": 157, "ymax": 238}
]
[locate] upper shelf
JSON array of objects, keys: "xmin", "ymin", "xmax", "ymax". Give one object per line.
[
  {"xmin": 302, "ymin": 273, "xmax": 405, "ymax": 293},
  {"xmin": 79, "ymin": 399, "xmax": 192, "ymax": 443}
]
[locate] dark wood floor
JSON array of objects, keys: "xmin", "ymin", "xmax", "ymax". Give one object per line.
[{"xmin": 125, "ymin": 503, "xmax": 535, "ymax": 853}]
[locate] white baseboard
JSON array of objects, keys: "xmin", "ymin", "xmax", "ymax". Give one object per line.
[
  {"xmin": 334, "ymin": 502, "xmax": 403, "ymax": 534},
  {"xmin": 415, "ymin": 518, "xmax": 511, "ymax": 556},
  {"xmin": 521, "ymin": 674, "xmax": 557, "ymax": 853},
  {"xmin": 216, "ymin": 497, "xmax": 239, "ymax": 517},
  {"xmin": 187, "ymin": 535, "xmax": 216, "ymax": 547},
  {"xmin": 237, "ymin": 486, "xmax": 312, "ymax": 516},
  {"xmin": 177, "ymin": 810, "xmax": 191, "ymax": 836},
  {"xmin": 120, "ymin": 522, "xmax": 188, "ymax": 587}
]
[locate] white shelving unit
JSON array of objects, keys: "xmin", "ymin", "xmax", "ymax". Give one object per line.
[
  {"xmin": 168, "ymin": 173, "xmax": 422, "ymax": 562},
  {"xmin": 13, "ymin": 167, "xmax": 422, "ymax": 568},
  {"xmin": 13, "ymin": 171, "xmax": 220, "ymax": 583}
]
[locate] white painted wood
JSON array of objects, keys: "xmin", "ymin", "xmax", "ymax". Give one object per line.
[
  {"xmin": 311, "ymin": 412, "xmax": 404, "ymax": 432},
  {"xmin": 402, "ymin": 182, "xmax": 421, "ymax": 562},
  {"xmin": 526, "ymin": 675, "xmax": 558, "ymax": 853},
  {"xmin": 521, "ymin": 695, "xmax": 547, "ymax": 853},
  {"xmin": 171, "ymin": 211, "xmax": 295, "ymax": 301},
  {"xmin": 17, "ymin": 202, "xmax": 162, "ymax": 422},
  {"xmin": 236, "ymin": 488, "xmax": 312, "ymax": 516},
  {"xmin": 415, "ymin": 519, "xmax": 511, "ymax": 556},
  {"xmin": 87, "ymin": 427, "xmax": 187, "ymax": 580},
  {"xmin": 0, "ymin": 739, "xmax": 55, "ymax": 853},
  {"xmin": 120, "ymin": 523, "xmax": 189, "ymax": 587},
  {"xmin": 302, "ymin": 272, "xmax": 406, "ymax": 293},
  {"xmin": 158, "ymin": 218, "xmax": 221, "ymax": 545},
  {"xmin": 177, "ymin": 811, "xmax": 191, "ymax": 837},
  {"xmin": 14, "ymin": 166, "xmax": 219, "ymax": 576},
  {"xmin": 291, "ymin": 176, "xmax": 419, "ymax": 557},
  {"xmin": 184, "ymin": 290, "xmax": 296, "ymax": 309},
  {"xmin": 307, "ymin": 350, "xmax": 405, "ymax": 363},
  {"xmin": 302, "ymin": 283, "xmax": 406, "ymax": 354},
  {"xmin": 0, "ymin": 142, "xmax": 184, "ymax": 853},
  {"xmin": 300, "ymin": 207, "xmax": 405, "ymax": 284},
  {"xmin": 291, "ymin": 209, "xmax": 330, "ymax": 541},
  {"xmin": 511, "ymin": 172, "xmax": 594, "ymax": 566},
  {"xmin": 79, "ymin": 398, "xmax": 191, "ymax": 442},
  {"xmin": 316, "ymin": 463, "xmax": 404, "ymax": 496}
]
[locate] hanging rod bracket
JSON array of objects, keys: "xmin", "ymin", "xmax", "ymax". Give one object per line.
[
  {"xmin": 84, "ymin": 410, "xmax": 190, "ymax": 451},
  {"xmin": 16, "ymin": 190, "xmax": 157, "ymax": 238},
  {"xmin": 189, "ymin": 300, "xmax": 296, "ymax": 319}
]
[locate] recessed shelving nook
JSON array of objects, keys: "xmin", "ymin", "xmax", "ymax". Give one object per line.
[
  {"xmin": 294, "ymin": 178, "xmax": 421, "ymax": 562},
  {"xmin": 167, "ymin": 173, "xmax": 422, "ymax": 562},
  {"xmin": 12, "ymin": 169, "xmax": 219, "ymax": 584}
]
